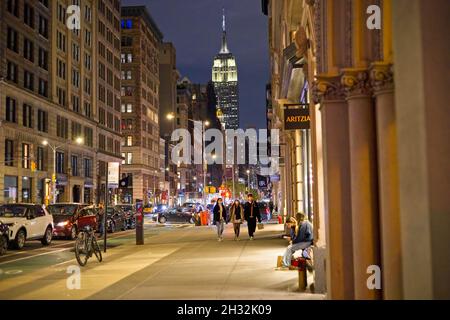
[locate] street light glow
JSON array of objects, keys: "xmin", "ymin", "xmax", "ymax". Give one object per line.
[
  {"xmin": 42, "ymin": 140, "xmax": 49, "ymax": 146},
  {"xmin": 204, "ymin": 120, "xmax": 210, "ymax": 127},
  {"xmin": 246, "ymin": 170, "xmax": 250, "ymax": 174},
  {"xmin": 75, "ymin": 137, "xmax": 84, "ymax": 144},
  {"xmin": 166, "ymin": 112, "xmax": 175, "ymax": 120}
]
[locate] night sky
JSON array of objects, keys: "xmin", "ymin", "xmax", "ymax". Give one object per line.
[{"xmin": 122, "ymin": 0, "xmax": 270, "ymax": 129}]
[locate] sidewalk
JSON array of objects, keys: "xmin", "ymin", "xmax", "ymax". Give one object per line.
[{"xmin": 0, "ymin": 222, "xmax": 324, "ymax": 300}]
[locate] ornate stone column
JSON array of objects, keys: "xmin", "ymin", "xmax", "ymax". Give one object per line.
[
  {"xmin": 370, "ymin": 62, "xmax": 403, "ymax": 299},
  {"xmin": 313, "ymin": 75, "xmax": 354, "ymax": 299},
  {"xmin": 342, "ymin": 69, "xmax": 381, "ymax": 299}
]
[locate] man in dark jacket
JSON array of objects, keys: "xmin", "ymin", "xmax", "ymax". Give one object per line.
[{"xmin": 243, "ymin": 193, "xmax": 261, "ymax": 240}]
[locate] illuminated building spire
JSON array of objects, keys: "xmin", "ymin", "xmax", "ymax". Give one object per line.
[{"xmin": 220, "ymin": 8, "xmax": 229, "ymax": 54}]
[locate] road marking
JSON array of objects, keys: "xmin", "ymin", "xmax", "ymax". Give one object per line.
[
  {"xmin": 0, "ymin": 230, "xmax": 135, "ymax": 266},
  {"xmin": 0, "ymin": 248, "xmax": 70, "ymax": 266}
]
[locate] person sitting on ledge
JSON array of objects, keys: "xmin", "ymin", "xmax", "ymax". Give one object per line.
[{"xmin": 280, "ymin": 212, "xmax": 313, "ymax": 269}]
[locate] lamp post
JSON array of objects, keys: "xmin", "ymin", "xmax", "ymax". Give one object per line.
[
  {"xmin": 165, "ymin": 167, "xmax": 170, "ymax": 206},
  {"xmin": 246, "ymin": 169, "xmax": 250, "ymax": 193},
  {"xmin": 43, "ymin": 137, "xmax": 83, "ymax": 204},
  {"xmin": 166, "ymin": 112, "xmax": 209, "ymax": 206}
]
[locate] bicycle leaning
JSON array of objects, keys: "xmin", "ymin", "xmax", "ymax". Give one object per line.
[{"xmin": 74, "ymin": 225, "xmax": 102, "ymax": 266}]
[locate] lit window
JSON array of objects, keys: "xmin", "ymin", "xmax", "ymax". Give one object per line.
[
  {"xmin": 127, "ymin": 136, "xmax": 132, "ymax": 146},
  {"xmin": 127, "ymin": 152, "xmax": 133, "ymax": 164}
]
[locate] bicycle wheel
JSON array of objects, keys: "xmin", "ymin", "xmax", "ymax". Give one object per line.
[
  {"xmin": 92, "ymin": 237, "xmax": 102, "ymax": 262},
  {"xmin": 75, "ymin": 232, "xmax": 89, "ymax": 266}
]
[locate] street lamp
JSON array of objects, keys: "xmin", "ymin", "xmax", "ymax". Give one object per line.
[
  {"xmin": 166, "ymin": 112, "xmax": 210, "ymax": 206},
  {"xmin": 246, "ymin": 169, "xmax": 250, "ymax": 193},
  {"xmin": 42, "ymin": 137, "xmax": 83, "ymax": 204}
]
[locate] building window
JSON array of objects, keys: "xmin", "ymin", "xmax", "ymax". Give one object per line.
[
  {"xmin": 22, "ymin": 177, "xmax": 32, "ymax": 203},
  {"xmin": 127, "ymin": 136, "xmax": 133, "ymax": 146},
  {"xmin": 84, "ymin": 78, "xmax": 91, "ymax": 95},
  {"xmin": 84, "ymin": 53, "xmax": 91, "ymax": 70},
  {"xmin": 23, "ymin": 38, "xmax": 34, "ymax": 62},
  {"xmin": 24, "ymin": 3, "xmax": 34, "ymax": 28},
  {"xmin": 99, "ymin": 134, "xmax": 106, "ymax": 150},
  {"xmin": 57, "ymin": 116, "xmax": 69, "ymax": 139},
  {"xmin": 37, "ymin": 147, "xmax": 44, "ymax": 171},
  {"xmin": 127, "ymin": 153, "xmax": 133, "ymax": 165},
  {"xmin": 57, "ymin": 59, "xmax": 66, "ymax": 79},
  {"xmin": 84, "ymin": 158, "xmax": 92, "ymax": 178},
  {"xmin": 57, "ymin": 30, "xmax": 66, "ymax": 51},
  {"xmin": 22, "ymin": 104, "xmax": 33, "ymax": 128},
  {"xmin": 37, "ymin": 109, "xmax": 48, "ymax": 132},
  {"xmin": 22, "ymin": 143, "xmax": 30, "ymax": 169},
  {"xmin": 7, "ymin": 61, "xmax": 18, "ymax": 83},
  {"xmin": 71, "ymin": 121, "xmax": 82, "ymax": 140},
  {"xmin": 71, "ymin": 155, "xmax": 78, "ymax": 176},
  {"xmin": 72, "ymin": 96, "xmax": 80, "ymax": 113},
  {"xmin": 121, "ymin": 19, "xmax": 132, "ymax": 29},
  {"xmin": 6, "ymin": 97, "xmax": 17, "ymax": 123},
  {"xmin": 99, "ymin": 108, "xmax": 105, "ymax": 125},
  {"xmin": 84, "ymin": 102, "xmax": 92, "ymax": 118},
  {"xmin": 38, "ymin": 0, "xmax": 49, "ymax": 8},
  {"xmin": 57, "ymin": 87, "xmax": 66, "ymax": 106},
  {"xmin": 84, "ymin": 127, "xmax": 93, "ymax": 147},
  {"xmin": 24, "ymin": 70, "xmax": 34, "ymax": 91},
  {"xmin": 72, "ymin": 69, "xmax": 80, "ymax": 88},
  {"xmin": 5, "ymin": 140, "xmax": 14, "ymax": 167},
  {"xmin": 38, "ymin": 15, "xmax": 48, "ymax": 38},
  {"xmin": 38, "ymin": 78, "xmax": 48, "ymax": 97},
  {"xmin": 38, "ymin": 48, "xmax": 48, "ymax": 70},
  {"xmin": 7, "ymin": 27, "xmax": 18, "ymax": 52},
  {"xmin": 7, "ymin": 0, "xmax": 20, "ymax": 17},
  {"xmin": 56, "ymin": 152, "xmax": 65, "ymax": 174}
]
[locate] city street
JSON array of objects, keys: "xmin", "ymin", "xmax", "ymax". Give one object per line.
[{"xmin": 0, "ymin": 219, "xmax": 322, "ymax": 300}]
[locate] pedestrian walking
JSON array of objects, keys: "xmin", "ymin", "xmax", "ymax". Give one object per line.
[
  {"xmin": 243, "ymin": 193, "xmax": 261, "ymax": 240},
  {"xmin": 213, "ymin": 198, "xmax": 227, "ymax": 241},
  {"xmin": 229, "ymin": 199, "xmax": 244, "ymax": 240}
]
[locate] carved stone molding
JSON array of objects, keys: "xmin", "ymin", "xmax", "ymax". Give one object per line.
[
  {"xmin": 312, "ymin": 74, "xmax": 347, "ymax": 104},
  {"xmin": 306, "ymin": 0, "xmax": 315, "ymax": 6},
  {"xmin": 341, "ymin": 68, "xmax": 372, "ymax": 98},
  {"xmin": 369, "ymin": 62, "xmax": 394, "ymax": 93}
]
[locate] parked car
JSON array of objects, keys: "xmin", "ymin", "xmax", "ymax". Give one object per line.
[
  {"xmin": 0, "ymin": 204, "xmax": 53, "ymax": 249},
  {"xmin": 149, "ymin": 204, "xmax": 168, "ymax": 222},
  {"xmin": 115, "ymin": 204, "xmax": 136, "ymax": 229},
  {"xmin": 0, "ymin": 223, "xmax": 9, "ymax": 256},
  {"xmin": 104, "ymin": 207, "xmax": 127, "ymax": 233},
  {"xmin": 47, "ymin": 203, "xmax": 95, "ymax": 239},
  {"xmin": 182, "ymin": 202, "xmax": 204, "ymax": 213},
  {"xmin": 143, "ymin": 204, "xmax": 153, "ymax": 214},
  {"xmin": 157, "ymin": 207, "xmax": 195, "ymax": 224}
]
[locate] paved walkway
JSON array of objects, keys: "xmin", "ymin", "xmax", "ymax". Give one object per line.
[{"xmin": 0, "ymin": 222, "xmax": 324, "ymax": 300}]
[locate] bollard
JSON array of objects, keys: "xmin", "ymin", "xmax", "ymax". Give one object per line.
[
  {"xmin": 297, "ymin": 258, "xmax": 307, "ymax": 291},
  {"xmin": 135, "ymin": 200, "xmax": 144, "ymax": 245}
]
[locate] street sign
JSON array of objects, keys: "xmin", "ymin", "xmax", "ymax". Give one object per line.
[{"xmin": 107, "ymin": 162, "xmax": 120, "ymax": 188}]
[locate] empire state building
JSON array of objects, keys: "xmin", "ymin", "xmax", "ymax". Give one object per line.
[{"xmin": 212, "ymin": 11, "xmax": 240, "ymax": 129}]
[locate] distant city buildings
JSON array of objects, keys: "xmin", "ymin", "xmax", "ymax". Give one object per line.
[{"xmin": 120, "ymin": 6, "xmax": 163, "ymax": 204}]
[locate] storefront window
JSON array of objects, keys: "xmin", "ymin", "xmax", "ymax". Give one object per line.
[
  {"xmin": 22, "ymin": 177, "xmax": 32, "ymax": 203},
  {"xmin": 4, "ymin": 176, "xmax": 18, "ymax": 203}
]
